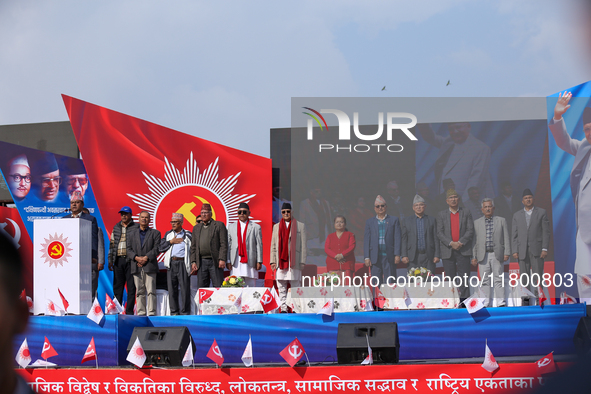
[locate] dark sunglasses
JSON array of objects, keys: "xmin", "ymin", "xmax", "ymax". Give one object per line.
[
  {"xmin": 281, "ymin": 210, "xmax": 291, "ymax": 214},
  {"xmin": 238, "ymin": 210, "xmax": 248, "ymax": 215},
  {"xmin": 375, "ymin": 204, "xmax": 385, "ymax": 208}
]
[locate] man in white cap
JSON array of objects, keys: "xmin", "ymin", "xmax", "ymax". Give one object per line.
[
  {"xmin": 160, "ymin": 213, "xmax": 193, "ymax": 315},
  {"xmin": 270, "ymin": 203, "xmax": 307, "ymax": 312},
  {"xmin": 6, "ymin": 154, "xmax": 31, "ymax": 201},
  {"xmin": 401, "ymin": 195, "xmax": 440, "ymax": 276},
  {"xmin": 227, "ymin": 203, "xmax": 263, "ymax": 287},
  {"xmin": 364, "ymin": 195, "xmax": 401, "ymax": 286}
]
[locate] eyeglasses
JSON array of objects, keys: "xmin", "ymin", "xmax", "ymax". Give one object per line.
[
  {"xmin": 375, "ymin": 205, "xmax": 385, "ymax": 208},
  {"xmin": 66, "ymin": 176, "xmax": 88, "ymax": 186},
  {"xmin": 41, "ymin": 176, "xmax": 62, "ymax": 186},
  {"xmin": 238, "ymin": 210, "xmax": 248, "ymax": 215},
  {"xmin": 9, "ymin": 174, "xmax": 31, "ymax": 183},
  {"xmin": 281, "ymin": 210, "xmax": 291, "ymax": 214}
]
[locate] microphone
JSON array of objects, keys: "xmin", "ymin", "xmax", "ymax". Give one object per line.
[{"xmin": 50, "ymin": 208, "xmax": 70, "ymax": 219}]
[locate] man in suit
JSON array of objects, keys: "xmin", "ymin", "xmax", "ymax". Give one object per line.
[
  {"xmin": 437, "ymin": 188, "xmax": 474, "ymax": 302},
  {"xmin": 270, "ymin": 203, "xmax": 307, "ymax": 312},
  {"xmin": 401, "ymin": 195, "xmax": 440, "ymax": 275},
  {"xmin": 160, "ymin": 213, "xmax": 194, "ymax": 315},
  {"xmin": 227, "ymin": 203, "xmax": 263, "ymax": 287},
  {"xmin": 550, "ymin": 92, "xmax": 591, "ymax": 302},
  {"xmin": 63, "ymin": 191, "xmax": 99, "ymax": 297},
  {"xmin": 418, "ymin": 122, "xmax": 494, "ymax": 202},
  {"xmin": 190, "ymin": 203, "xmax": 228, "ymax": 288},
  {"xmin": 299, "ymin": 187, "xmax": 331, "ymax": 266},
  {"xmin": 471, "ymin": 198, "xmax": 510, "ymax": 307},
  {"xmin": 512, "ymin": 189, "xmax": 550, "ymax": 305},
  {"xmin": 127, "ymin": 211, "xmax": 161, "ymax": 316},
  {"xmin": 494, "ymin": 181, "xmax": 522, "ymax": 241},
  {"xmin": 364, "ymin": 195, "xmax": 401, "ymax": 286}
]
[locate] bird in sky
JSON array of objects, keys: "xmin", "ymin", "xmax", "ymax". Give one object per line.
[
  {"xmin": 381, "ymin": 86, "xmax": 386, "ymax": 91},
  {"xmin": 446, "ymin": 80, "xmax": 450, "ymax": 86}
]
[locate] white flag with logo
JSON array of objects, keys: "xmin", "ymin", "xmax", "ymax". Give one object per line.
[
  {"xmin": 482, "ymin": 344, "xmax": 499, "ymax": 373},
  {"xmin": 241, "ymin": 337, "xmax": 253, "ymax": 367},
  {"xmin": 45, "ymin": 299, "xmax": 65, "ymax": 316},
  {"xmin": 15, "ymin": 338, "xmax": 31, "ymax": 368},
  {"xmin": 182, "ymin": 338, "xmax": 194, "ymax": 367},
  {"xmin": 361, "ymin": 344, "xmax": 373, "ymax": 365},
  {"xmin": 127, "ymin": 337, "xmax": 147, "ymax": 368},
  {"xmin": 87, "ymin": 298, "xmax": 104, "ymax": 325},
  {"xmin": 464, "ymin": 295, "xmax": 485, "ymax": 314},
  {"xmin": 317, "ymin": 298, "xmax": 334, "ymax": 316}
]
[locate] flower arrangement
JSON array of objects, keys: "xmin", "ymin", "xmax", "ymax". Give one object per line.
[
  {"xmin": 314, "ymin": 271, "xmax": 342, "ymax": 286},
  {"xmin": 222, "ymin": 275, "xmax": 246, "ymax": 288},
  {"xmin": 407, "ymin": 267, "xmax": 432, "ymax": 281}
]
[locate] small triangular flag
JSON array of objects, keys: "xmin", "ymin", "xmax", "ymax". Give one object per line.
[{"xmin": 81, "ymin": 337, "xmax": 97, "ymax": 364}]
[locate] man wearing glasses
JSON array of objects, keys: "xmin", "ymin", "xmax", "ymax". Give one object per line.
[
  {"xmin": 32, "ymin": 153, "xmax": 61, "ymax": 202},
  {"xmin": 364, "ymin": 195, "xmax": 401, "ymax": 287},
  {"xmin": 160, "ymin": 213, "xmax": 194, "ymax": 315},
  {"xmin": 270, "ymin": 203, "xmax": 307, "ymax": 313},
  {"xmin": 227, "ymin": 203, "xmax": 263, "ymax": 287},
  {"xmin": 6, "ymin": 154, "xmax": 31, "ymax": 201},
  {"xmin": 108, "ymin": 206, "xmax": 137, "ymax": 314},
  {"xmin": 190, "ymin": 204, "xmax": 228, "ymax": 288},
  {"xmin": 436, "ymin": 189, "xmax": 474, "ymax": 304}
]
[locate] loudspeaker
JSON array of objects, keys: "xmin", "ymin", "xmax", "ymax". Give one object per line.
[
  {"xmin": 127, "ymin": 326, "xmax": 194, "ymax": 366},
  {"xmin": 336, "ymin": 322, "xmax": 399, "ymax": 364},
  {"xmin": 574, "ymin": 317, "xmax": 591, "ymax": 357}
]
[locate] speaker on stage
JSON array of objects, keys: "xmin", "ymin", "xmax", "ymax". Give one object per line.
[
  {"xmin": 336, "ymin": 322, "xmax": 399, "ymax": 364},
  {"xmin": 127, "ymin": 326, "xmax": 194, "ymax": 366},
  {"xmin": 574, "ymin": 317, "xmax": 591, "ymax": 357}
]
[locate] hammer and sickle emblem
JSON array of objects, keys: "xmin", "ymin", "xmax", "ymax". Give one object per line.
[
  {"xmin": 213, "ymin": 346, "xmax": 222, "ymax": 357},
  {"xmin": 85, "ymin": 348, "xmax": 95, "ymax": 357},
  {"xmin": 537, "ymin": 358, "xmax": 551, "ymax": 367},
  {"xmin": 42, "ymin": 343, "xmax": 50, "ymax": 353},
  {"xmin": 288, "ymin": 345, "xmax": 303, "ymax": 359},
  {"xmin": 50, "ymin": 243, "xmax": 63, "ymax": 257},
  {"xmin": 261, "ymin": 294, "xmax": 272, "ymax": 305}
]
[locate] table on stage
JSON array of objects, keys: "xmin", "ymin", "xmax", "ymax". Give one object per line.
[
  {"xmin": 287, "ymin": 285, "xmax": 374, "ymax": 313},
  {"xmin": 380, "ymin": 281, "xmax": 459, "ymax": 310}
]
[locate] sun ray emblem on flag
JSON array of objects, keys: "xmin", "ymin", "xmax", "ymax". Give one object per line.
[
  {"xmin": 39, "ymin": 233, "xmax": 73, "ymax": 267},
  {"xmin": 126, "ymin": 153, "xmax": 257, "ymax": 231}
]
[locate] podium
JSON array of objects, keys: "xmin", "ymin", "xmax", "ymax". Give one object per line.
[{"xmin": 33, "ymin": 218, "xmax": 92, "ymax": 315}]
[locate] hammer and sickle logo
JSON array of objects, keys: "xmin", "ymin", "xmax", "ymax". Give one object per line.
[
  {"xmin": 50, "ymin": 243, "xmax": 63, "ymax": 257},
  {"xmin": 42, "ymin": 342, "xmax": 50, "ymax": 353},
  {"xmin": 288, "ymin": 344, "xmax": 303, "ymax": 359},
  {"xmin": 537, "ymin": 358, "xmax": 551, "ymax": 368},
  {"xmin": 261, "ymin": 294, "xmax": 272, "ymax": 305},
  {"xmin": 213, "ymin": 346, "xmax": 222, "ymax": 357},
  {"xmin": 85, "ymin": 347, "xmax": 95, "ymax": 357}
]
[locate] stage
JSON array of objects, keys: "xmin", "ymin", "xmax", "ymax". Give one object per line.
[{"xmin": 15, "ymin": 304, "xmax": 586, "ymax": 367}]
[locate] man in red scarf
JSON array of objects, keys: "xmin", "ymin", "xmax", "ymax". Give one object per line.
[
  {"xmin": 270, "ymin": 203, "xmax": 307, "ymax": 313},
  {"xmin": 227, "ymin": 203, "xmax": 263, "ymax": 287}
]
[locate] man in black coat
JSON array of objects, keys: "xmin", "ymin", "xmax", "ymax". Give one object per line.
[
  {"xmin": 127, "ymin": 211, "xmax": 161, "ymax": 316},
  {"xmin": 401, "ymin": 195, "xmax": 441, "ymax": 275}
]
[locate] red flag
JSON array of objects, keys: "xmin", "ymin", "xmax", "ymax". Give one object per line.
[
  {"xmin": 207, "ymin": 339, "xmax": 224, "ymax": 367},
  {"xmin": 81, "ymin": 337, "xmax": 97, "ymax": 364},
  {"xmin": 260, "ymin": 288, "xmax": 279, "ymax": 313},
  {"xmin": 538, "ymin": 286, "xmax": 547, "ymax": 305},
  {"xmin": 20, "ymin": 289, "xmax": 26, "ymax": 300},
  {"xmin": 280, "ymin": 338, "xmax": 305, "ymax": 367},
  {"xmin": 58, "ymin": 288, "xmax": 69, "ymax": 312},
  {"xmin": 105, "ymin": 294, "xmax": 118, "ymax": 314},
  {"xmin": 199, "ymin": 289, "xmax": 214, "ymax": 304},
  {"xmin": 535, "ymin": 352, "xmax": 556, "ymax": 375},
  {"xmin": 41, "ymin": 337, "xmax": 58, "ymax": 360},
  {"xmin": 61, "ymin": 96, "xmax": 272, "ymax": 284},
  {"xmin": 374, "ymin": 287, "xmax": 387, "ymax": 309}
]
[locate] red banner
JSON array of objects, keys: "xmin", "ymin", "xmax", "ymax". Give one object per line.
[
  {"xmin": 62, "ymin": 96, "xmax": 272, "ymax": 272},
  {"xmin": 0, "ymin": 206, "xmax": 33, "ymax": 296},
  {"xmin": 18, "ymin": 363, "xmax": 568, "ymax": 393}
]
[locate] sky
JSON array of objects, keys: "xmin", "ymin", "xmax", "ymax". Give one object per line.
[{"xmin": 1, "ymin": 0, "xmax": 590, "ymax": 158}]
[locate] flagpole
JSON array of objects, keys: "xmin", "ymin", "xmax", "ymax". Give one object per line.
[
  {"xmin": 95, "ymin": 353, "xmax": 98, "ymax": 369},
  {"xmin": 250, "ymin": 334, "xmax": 253, "ymax": 367}
]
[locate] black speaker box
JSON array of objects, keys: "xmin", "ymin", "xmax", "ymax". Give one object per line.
[
  {"xmin": 574, "ymin": 317, "xmax": 591, "ymax": 357},
  {"xmin": 336, "ymin": 322, "xmax": 399, "ymax": 364},
  {"xmin": 127, "ymin": 326, "xmax": 194, "ymax": 366}
]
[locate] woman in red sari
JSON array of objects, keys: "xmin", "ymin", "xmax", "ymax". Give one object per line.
[{"xmin": 324, "ymin": 215, "xmax": 356, "ymax": 279}]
